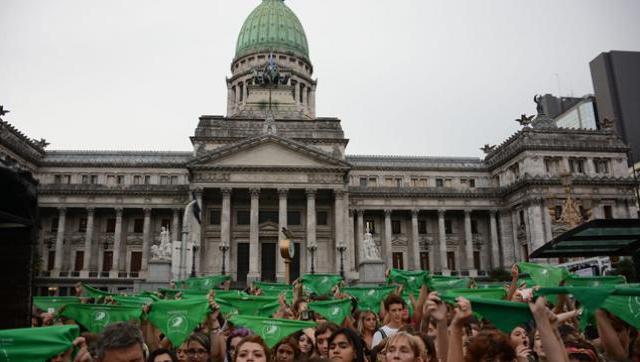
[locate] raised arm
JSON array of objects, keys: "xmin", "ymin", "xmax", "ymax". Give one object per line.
[
  {"xmin": 529, "ymin": 297, "xmax": 569, "ymax": 362},
  {"xmin": 425, "ymin": 292, "xmax": 449, "ymax": 362},
  {"xmin": 446, "ymin": 297, "xmax": 471, "ymax": 362},
  {"xmin": 506, "ymin": 264, "xmax": 519, "ymax": 301},
  {"xmin": 595, "ymin": 309, "xmax": 628, "ymax": 360}
]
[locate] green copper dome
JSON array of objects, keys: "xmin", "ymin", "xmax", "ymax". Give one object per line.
[{"xmin": 235, "ymin": 0, "xmax": 309, "ymax": 60}]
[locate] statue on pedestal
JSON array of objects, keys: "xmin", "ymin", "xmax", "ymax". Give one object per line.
[
  {"xmin": 361, "ymin": 227, "xmax": 381, "ymax": 261},
  {"xmin": 151, "ymin": 226, "xmax": 173, "ymax": 261}
]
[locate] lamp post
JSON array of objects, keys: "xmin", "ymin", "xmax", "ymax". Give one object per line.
[
  {"xmin": 336, "ymin": 242, "xmax": 347, "ymax": 278},
  {"xmin": 307, "ymin": 244, "xmax": 317, "ymax": 274},
  {"xmin": 219, "ymin": 243, "xmax": 229, "ymax": 275}
]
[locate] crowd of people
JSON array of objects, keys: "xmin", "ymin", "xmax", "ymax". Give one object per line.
[{"xmin": 10, "ymin": 263, "xmax": 640, "ymax": 362}]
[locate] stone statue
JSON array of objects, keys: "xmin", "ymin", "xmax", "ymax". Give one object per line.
[
  {"xmin": 151, "ymin": 226, "xmax": 173, "ymax": 261},
  {"xmin": 480, "ymin": 144, "xmax": 496, "ymax": 154},
  {"xmin": 515, "ymin": 114, "xmax": 534, "ymax": 127},
  {"xmin": 251, "ymin": 53, "xmax": 289, "ymax": 87},
  {"xmin": 534, "ymin": 95, "xmax": 544, "ymax": 114},
  {"xmin": 361, "ymin": 227, "xmax": 381, "ymax": 261}
]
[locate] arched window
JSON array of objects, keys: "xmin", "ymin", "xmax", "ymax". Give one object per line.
[
  {"xmin": 239, "ymin": 82, "xmax": 244, "ymax": 102},
  {"xmin": 299, "ymin": 83, "xmax": 305, "ymax": 103}
]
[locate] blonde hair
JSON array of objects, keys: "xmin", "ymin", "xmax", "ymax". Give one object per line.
[
  {"xmin": 385, "ymin": 332, "xmax": 423, "ymax": 359},
  {"xmin": 357, "ymin": 310, "xmax": 379, "ymax": 336}
]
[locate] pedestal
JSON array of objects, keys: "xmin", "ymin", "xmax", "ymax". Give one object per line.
[
  {"xmin": 135, "ymin": 260, "xmax": 172, "ymax": 293},
  {"xmin": 358, "ymin": 259, "xmax": 386, "ymax": 286},
  {"xmin": 468, "ymin": 269, "xmax": 478, "ymax": 278}
]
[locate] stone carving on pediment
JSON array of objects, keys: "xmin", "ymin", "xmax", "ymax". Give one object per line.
[
  {"xmin": 419, "ymin": 236, "xmax": 434, "ymax": 249},
  {"xmin": 101, "ymin": 234, "xmax": 115, "ymax": 244},
  {"xmin": 472, "ymin": 235, "xmax": 484, "ymax": 245},
  {"xmin": 308, "ymin": 173, "xmax": 343, "ymax": 184},
  {"xmin": 259, "ymin": 221, "xmax": 279, "ymax": 232},
  {"xmin": 69, "ymin": 234, "xmax": 85, "ymax": 244},
  {"xmin": 446, "ymin": 236, "xmax": 459, "ymax": 246},
  {"xmin": 194, "ymin": 172, "xmax": 231, "ymax": 183},
  {"xmin": 127, "ymin": 236, "xmax": 143, "ymax": 245},
  {"xmin": 391, "ymin": 237, "xmax": 408, "ymax": 247}
]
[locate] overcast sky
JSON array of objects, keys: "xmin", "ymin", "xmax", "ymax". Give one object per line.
[{"xmin": 1, "ymin": 0, "xmax": 639, "ymax": 158}]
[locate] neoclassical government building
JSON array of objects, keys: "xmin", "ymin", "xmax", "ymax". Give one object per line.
[{"xmin": 2, "ymin": 0, "xmax": 637, "ymax": 294}]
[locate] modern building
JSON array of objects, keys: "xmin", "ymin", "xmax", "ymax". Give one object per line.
[
  {"xmin": 590, "ymin": 51, "xmax": 640, "ymax": 163},
  {"xmin": 538, "ymin": 94, "xmax": 599, "ymax": 130},
  {"xmin": 1, "ymin": 0, "xmax": 637, "ymax": 295}
]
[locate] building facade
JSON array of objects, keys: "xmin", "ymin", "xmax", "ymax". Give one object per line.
[{"xmin": 1, "ymin": 0, "xmax": 637, "ymax": 294}]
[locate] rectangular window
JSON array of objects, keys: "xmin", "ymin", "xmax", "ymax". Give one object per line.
[
  {"xmin": 411, "ymin": 178, "xmax": 419, "ymax": 187},
  {"xmin": 133, "ymin": 218, "xmax": 144, "ymax": 233},
  {"xmin": 102, "ymin": 251, "xmax": 113, "ymax": 271},
  {"xmin": 54, "ymin": 175, "xmax": 61, "ymax": 184},
  {"xmin": 391, "ymin": 220, "xmax": 401, "ymax": 234},
  {"xmin": 392, "ymin": 252, "xmax": 404, "ymax": 269},
  {"xmin": 78, "ymin": 218, "xmax": 87, "ymax": 233},
  {"xmin": 473, "ymin": 251, "xmax": 481, "ymax": 270},
  {"xmin": 365, "ymin": 220, "xmax": 376, "ymax": 234},
  {"xmin": 395, "ymin": 178, "xmax": 402, "ymax": 187},
  {"xmin": 144, "ymin": 175, "xmax": 151, "ymax": 185},
  {"xmin": 237, "ymin": 211, "xmax": 250, "ymax": 225},
  {"xmin": 287, "ymin": 211, "xmax": 301, "ymax": 225},
  {"xmin": 594, "ymin": 159, "xmax": 610, "ymax": 174},
  {"xmin": 259, "ymin": 211, "xmax": 279, "ymax": 224},
  {"xmin": 209, "ymin": 210, "xmax": 221, "ymax": 225},
  {"xmin": 447, "ymin": 251, "xmax": 456, "ymax": 270},
  {"xmin": 107, "ymin": 175, "xmax": 116, "ymax": 185},
  {"xmin": 418, "ymin": 220, "xmax": 427, "ymax": 234},
  {"xmin": 569, "ymin": 158, "xmax": 585, "ymax": 174},
  {"xmin": 47, "ymin": 251, "xmax": 55, "ymax": 271},
  {"xmin": 106, "ymin": 218, "xmax": 116, "ymax": 233},
  {"xmin": 436, "ymin": 178, "xmax": 444, "ymax": 187},
  {"xmin": 604, "ymin": 205, "xmax": 613, "ymax": 219},
  {"xmin": 471, "ymin": 219, "xmax": 478, "ymax": 234},
  {"xmin": 316, "ymin": 211, "xmax": 328, "ymax": 226},
  {"xmin": 420, "ymin": 252, "xmax": 429, "ymax": 270},
  {"xmin": 74, "ymin": 251, "xmax": 84, "ymax": 272},
  {"xmin": 90, "ymin": 175, "xmax": 98, "ymax": 184},
  {"xmin": 62, "ymin": 175, "xmax": 71, "ymax": 184},
  {"xmin": 160, "ymin": 176, "xmax": 169, "ymax": 185},
  {"xmin": 554, "ymin": 206, "xmax": 563, "ymax": 221},
  {"xmin": 133, "ymin": 175, "xmax": 142, "ymax": 185},
  {"xmin": 82, "ymin": 175, "xmax": 89, "ymax": 184},
  {"xmin": 130, "ymin": 251, "xmax": 142, "ymax": 272},
  {"xmin": 368, "ymin": 177, "xmax": 378, "ymax": 187},
  {"xmin": 445, "ymin": 219, "xmax": 453, "ymax": 234},
  {"xmin": 519, "ymin": 210, "xmax": 525, "ymax": 226},
  {"xmin": 385, "ymin": 177, "xmax": 395, "ymax": 187},
  {"xmin": 51, "ymin": 217, "xmax": 59, "ymax": 232},
  {"xmin": 469, "ymin": 179, "xmax": 475, "ymax": 188},
  {"xmin": 359, "ymin": 177, "xmax": 368, "ymax": 187},
  {"xmin": 510, "ymin": 163, "xmax": 520, "ymax": 178},
  {"xmin": 170, "ymin": 176, "xmax": 178, "ymax": 185}
]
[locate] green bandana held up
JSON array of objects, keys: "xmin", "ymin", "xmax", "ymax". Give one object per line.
[
  {"xmin": 308, "ymin": 298, "xmax": 352, "ymax": 325},
  {"xmin": 442, "ymin": 287, "xmax": 507, "ymax": 301},
  {"xmin": 462, "ymin": 297, "xmax": 532, "ymax": 334},
  {"xmin": 517, "ymin": 262, "xmax": 569, "ymax": 288},
  {"xmin": 426, "ymin": 275, "xmax": 471, "ymax": 292},
  {"xmin": 229, "ymin": 315, "xmax": 316, "ymax": 348},
  {"xmin": 33, "ymin": 296, "xmax": 81, "ymax": 314},
  {"xmin": 342, "ymin": 285, "xmax": 396, "ymax": 314},
  {"xmin": 300, "ymin": 274, "xmax": 343, "ymax": 296},
  {"xmin": 177, "ymin": 275, "xmax": 231, "ymax": 291},
  {"xmin": 215, "ymin": 295, "xmax": 280, "ymax": 317},
  {"xmin": 147, "ymin": 298, "xmax": 211, "ymax": 346},
  {"xmin": 387, "ymin": 269, "xmax": 428, "ymax": 293},
  {"xmin": 600, "ymin": 288, "xmax": 640, "ymax": 329},
  {"xmin": 564, "ymin": 275, "xmax": 627, "ymax": 287},
  {"xmin": 0, "ymin": 325, "xmax": 79, "ymax": 362},
  {"xmin": 60, "ymin": 303, "xmax": 143, "ymax": 333},
  {"xmin": 82, "ymin": 283, "xmax": 115, "ymax": 298}
]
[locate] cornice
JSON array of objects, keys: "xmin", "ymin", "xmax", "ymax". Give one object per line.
[
  {"xmin": 38, "ymin": 184, "xmax": 189, "ymax": 196},
  {"xmin": 189, "ymin": 165, "xmax": 350, "ymax": 172}
]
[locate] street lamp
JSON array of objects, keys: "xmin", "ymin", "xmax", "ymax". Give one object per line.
[
  {"xmin": 307, "ymin": 244, "xmax": 317, "ymax": 274},
  {"xmin": 219, "ymin": 242, "xmax": 230, "ymax": 275},
  {"xmin": 336, "ymin": 241, "xmax": 347, "ymax": 278}
]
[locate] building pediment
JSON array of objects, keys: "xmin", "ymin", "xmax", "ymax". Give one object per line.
[{"xmin": 188, "ymin": 134, "xmax": 350, "ymax": 171}]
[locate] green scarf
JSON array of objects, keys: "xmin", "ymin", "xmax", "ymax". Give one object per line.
[
  {"xmin": 110, "ymin": 295, "xmax": 155, "ymax": 307},
  {"xmin": 463, "ymin": 297, "xmax": 532, "ymax": 334},
  {"xmin": 387, "ymin": 269, "xmax": 428, "ymax": 293},
  {"xmin": 60, "ymin": 303, "xmax": 143, "ymax": 333},
  {"xmin": 300, "ymin": 274, "xmax": 343, "ymax": 296},
  {"xmin": 229, "ymin": 315, "xmax": 316, "ymax": 348},
  {"xmin": 33, "ymin": 296, "xmax": 80, "ymax": 313},
  {"xmin": 147, "ymin": 298, "xmax": 211, "ymax": 347},
  {"xmin": 517, "ymin": 262, "xmax": 568, "ymax": 288},
  {"xmin": 308, "ymin": 298, "xmax": 352, "ymax": 325},
  {"xmin": 215, "ymin": 295, "xmax": 280, "ymax": 317},
  {"xmin": 426, "ymin": 275, "xmax": 471, "ymax": 292},
  {"xmin": 564, "ymin": 275, "xmax": 627, "ymax": 287},
  {"xmin": 342, "ymin": 285, "xmax": 396, "ymax": 314},
  {"xmin": 177, "ymin": 275, "xmax": 231, "ymax": 290},
  {"xmin": 82, "ymin": 283, "xmax": 115, "ymax": 298},
  {"xmin": 442, "ymin": 287, "xmax": 507, "ymax": 301},
  {"xmin": 600, "ymin": 288, "xmax": 640, "ymax": 329},
  {"xmin": 0, "ymin": 325, "xmax": 79, "ymax": 362}
]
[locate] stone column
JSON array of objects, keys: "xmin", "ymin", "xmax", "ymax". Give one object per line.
[
  {"xmin": 356, "ymin": 209, "xmax": 364, "ymax": 262},
  {"xmin": 342, "ymin": 191, "xmax": 352, "ymax": 274},
  {"xmin": 384, "ymin": 209, "xmax": 393, "ymax": 267},
  {"xmin": 80, "ymin": 207, "xmax": 94, "ymax": 277},
  {"xmin": 110, "ymin": 208, "xmax": 123, "ymax": 278},
  {"xmin": 348, "ymin": 208, "xmax": 356, "ymax": 272},
  {"xmin": 499, "ymin": 212, "xmax": 515, "ymax": 266},
  {"xmin": 438, "ymin": 209, "xmax": 449, "ymax": 275},
  {"xmin": 411, "ymin": 209, "xmax": 420, "ymax": 270},
  {"xmin": 172, "ymin": 208, "xmax": 180, "ymax": 243},
  {"xmin": 489, "ymin": 210, "xmax": 500, "ymax": 269},
  {"xmin": 192, "ymin": 188, "xmax": 203, "ymax": 275},
  {"xmin": 334, "ymin": 190, "xmax": 345, "ymax": 273},
  {"xmin": 511, "ymin": 209, "xmax": 522, "ymax": 261},
  {"xmin": 464, "ymin": 209, "xmax": 477, "ymax": 276},
  {"xmin": 277, "ymin": 188, "xmax": 288, "ymax": 281},
  {"xmin": 52, "ymin": 207, "xmax": 67, "ymax": 276},
  {"xmin": 221, "ymin": 188, "xmax": 232, "ymax": 276},
  {"xmin": 141, "ymin": 208, "xmax": 151, "ymax": 274},
  {"xmin": 247, "ymin": 188, "xmax": 260, "ymax": 282},
  {"xmin": 305, "ymin": 189, "xmax": 317, "ymax": 273},
  {"xmin": 542, "ymin": 202, "xmax": 553, "ymax": 244},
  {"xmin": 527, "ymin": 200, "xmax": 546, "ymax": 258}
]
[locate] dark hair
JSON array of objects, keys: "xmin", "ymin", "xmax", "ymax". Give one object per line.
[
  {"xmin": 187, "ymin": 332, "xmax": 211, "ymax": 354},
  {"xmin": 384, "ymin": 294, "xmax": 406, "ymax": 310},
  {"xmin": 328, "ymin": 328, "xmax": 365, "ymax": 362},
  {"xmin": 315, "ymin": 322, "xmax": 340, "ymax": 339},
  {"xmin": 416, "ymin": 332, "xmax": 438, "ymax": 362},
  {"xmin": 225, "ymin": 328, "xmax": 252, "ymax": 361},
  {"xmin": 273, "ymin": 336, "xmax": 301, "ymax": 360},
  {"xmin": 147, "ymin": 348, "xmax": 178, "ymax": 362},
  {"xmin": 234, "ymin": 335, "xmax": 270, "ymax": 362},
  {"xmin": 464, "ymin": 330, "xmax": 516, "ymax": 362},
  {"xmin": 96, "ymin": 322, "xmax": 144, "ymax": 359}
]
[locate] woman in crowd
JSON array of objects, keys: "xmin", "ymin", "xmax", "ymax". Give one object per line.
[
  {"xmin": 234, "ymin": 335, "xmax": 270, "ymax": 362},
  {"xmin": 186, "ymin": 332, "xmax": 211, "ymax": 362},
  {"xmin": 175, "ymin": 342, "xmax": 188, "ymax": 362},
  {"xmin": 327, "ymin": 328, "xmax": 365, "ymax": 362},
  {"xmin": 272, "ymin": 337, "xmax": 300, "ymax": 362},
  {"xmin": 384, "ymin": 331, "xmax": 425, "ymax": 362},
  {"xmin": 294, "ymin": 329, "xmax": 315, "ymax": 360},
  {"xmin": 225, "ymin": 328, "xmax": 253, "ymax": 362},
  {"xmin": 148, "ymin": 348, "xmax": 178, "ymax": 362},
  {"xmin": 356, "ymin": 310, "xmax": 378, "ymax": 353}
]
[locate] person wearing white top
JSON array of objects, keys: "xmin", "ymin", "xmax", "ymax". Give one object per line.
[{"xmin": 371, "ymin": 294, "xmax": 407, "ymax": 348}]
